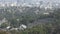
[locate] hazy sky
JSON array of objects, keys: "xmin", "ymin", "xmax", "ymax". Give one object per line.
[{"xmin": 0, "ymin": 0, "xmax": 60, "ymax": 3}]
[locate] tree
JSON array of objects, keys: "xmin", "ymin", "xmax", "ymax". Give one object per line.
[{"xmin": 1, "ymin": 23, "xmax": 9, "ymax": 28}]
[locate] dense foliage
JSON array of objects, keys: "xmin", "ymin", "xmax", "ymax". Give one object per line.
[{"xmin": 0, "ymin": 7, "xmax": 60, "ymax": 34}]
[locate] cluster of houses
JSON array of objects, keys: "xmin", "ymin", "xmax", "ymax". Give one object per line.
[
  {"xmin": 0, "ymin": 24, "xmax": 27, "ymax": 31},
  {"xmin": 6, "ymin": 24, "xmax": 27, "ymax": 31},
  {"xmin": 0, "ymin": 18, "xmax": 27, "ymax": 31},
  {"xmin": 0, "ymin": 18, "xmax": 27, "ymax": 30}
]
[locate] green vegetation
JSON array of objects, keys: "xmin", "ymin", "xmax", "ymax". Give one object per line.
[
  {"xmin": 0, "ymin": 23, "xmax": 9, "ymax": 28},
  {"xmin": 0, "ymin": 7, "xmax": 60, "ymax": 34},
  {"xmin": 0, "ymin": 6, "xmax": 51, "ymax": 27}
]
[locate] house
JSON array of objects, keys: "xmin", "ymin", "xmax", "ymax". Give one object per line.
[
  {"xmin": 43, "ymin": 12, "xmax": 49, "ymax": 15},
  {"xmin": 10, "ymin": 28, "xmax": 18, "ymax": 31},
  {"xmin": 6, "ymin": 26, "xmax": 11, "ymax": 30},
  {"xmin": 19, "ymin": 24, "xmax": 27, "ymax": 30}
]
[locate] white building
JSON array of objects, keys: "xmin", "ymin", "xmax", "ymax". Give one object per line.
[
  {"xmin": 6, "ymin": 26, "xmax": 11, "ymax": 30},
  {"xmin": 43, "ymin": 12, "xmax": 49, "ymax": 15},
  {"xmin": 10, "ymin": 28, "xmax": 18, "ymax": 30},
  {"xmin": 10, "ymin": 3, "xmax": 17, "ymax": 6},
  {"xmin": 19, "ymin": 24, "xmax": 27, "ymax": 30}
]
